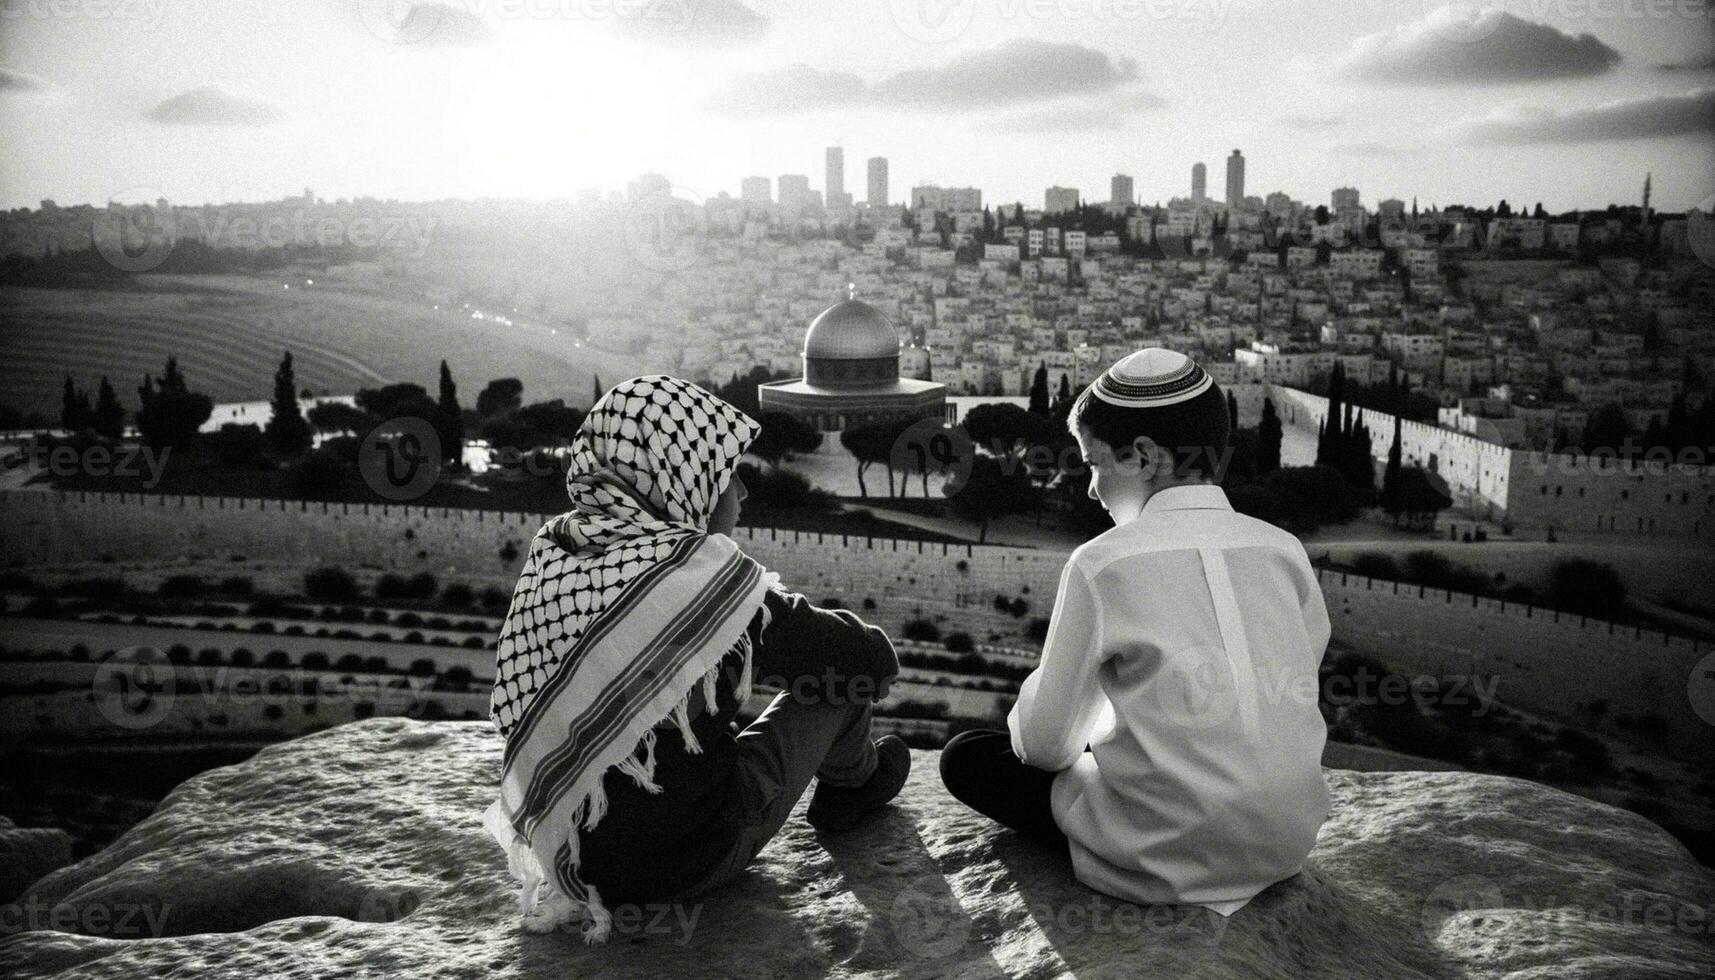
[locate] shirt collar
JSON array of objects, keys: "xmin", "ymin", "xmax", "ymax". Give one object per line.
[{"xmin": 1142, "ymin": 484, "xmax": 1232, "ymax": 514}]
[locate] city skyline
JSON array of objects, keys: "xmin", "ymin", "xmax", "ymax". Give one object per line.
[{"xmin": 0, "ymin": 2, "xmax": 1711, "ymax": 212}]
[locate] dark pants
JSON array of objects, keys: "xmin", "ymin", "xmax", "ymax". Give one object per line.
[
  {"xmin": 675, "ymin": 692, "xmax": 878, "ymax": 899},
  {"xmin": 939, "ymin": 729, "xmax": 1068, "ymax": 851}
]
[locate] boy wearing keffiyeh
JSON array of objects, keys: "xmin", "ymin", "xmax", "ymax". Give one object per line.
[{"xmin": 485, "ymin": 376, "xmax": 908, "ymax": 943}]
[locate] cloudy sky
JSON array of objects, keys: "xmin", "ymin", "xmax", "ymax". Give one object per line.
[{"xmin": 0, "ymin": 0, "xmax": 1711, "ymax": 212}]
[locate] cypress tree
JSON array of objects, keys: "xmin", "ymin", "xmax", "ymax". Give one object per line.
[
  {"xmin": 1382, "ymin": 415, "xmax": 1403, "ymax": 521},
  {"xmin": 436, "ymin": 360, "xmax": 465, "ymax": 466},
  {"xmin": 265, "ymin": 352, "xmax": 313, "ymax": 455},
  {"xmin": 1028, "ymin": 363, "xmax": 1051, "ymax": 417},
  {"xmin": 1664, "ymin": 393, "xmax": 1689, "ymax": 454},
  {"xmin": 1319, "ymin": 363, "xmax": 1346, "ymax": 468},
  {"xmin": 1257, "ymin": 397, "xmax": 1282, "ymax": 474},
  {"xmin": 61, "ymin": 377, "xmax": 91, "ymax": 432},
  {"xmin": 91, "ymin": 377, "xmax": 125, "ymax": 440}
]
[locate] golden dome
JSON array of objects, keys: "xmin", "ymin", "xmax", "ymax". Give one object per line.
[{"xmin": 803, "ymin": 299, "xmax": 900, "ymax": 361}]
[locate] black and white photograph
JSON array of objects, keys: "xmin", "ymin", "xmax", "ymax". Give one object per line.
[{"xmin": 1, "ymin": 1, "xmax": 1713, "ymax": 977}]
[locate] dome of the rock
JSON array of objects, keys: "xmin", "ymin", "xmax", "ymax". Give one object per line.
[
  {"xmin": 803, "ymin": 300, "xmax": 900, "ymax": 361},
  {"xmin": 757, "ymin": 294, "xmax": 949, "ymax": 432}
]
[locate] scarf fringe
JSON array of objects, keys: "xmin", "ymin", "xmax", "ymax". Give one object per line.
[{"xmin": 490, "ymin": 570, "xmax": 779, "ymax": 945}]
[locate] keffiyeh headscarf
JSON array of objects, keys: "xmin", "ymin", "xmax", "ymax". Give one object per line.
[{"xmin": 483, "ymin": 376, "xmax": 777, "ymax": 943}]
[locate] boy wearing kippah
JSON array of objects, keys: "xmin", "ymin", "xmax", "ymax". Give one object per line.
[{"xmin": 940, "ymin": 348, "xmax": 1331, "ymax": 917}]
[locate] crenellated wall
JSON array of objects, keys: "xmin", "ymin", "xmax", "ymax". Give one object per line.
[
  {"xmin": 3, "ymin": 491, "xmax": 1709, "ymax": 758},
  {"xmin": 1317, "ymin": 570, "xmax": 1711, "ymax": 759},
  {"xmin": 1230, "ymin": 383, "xmax": 1714, "ymax": 536}
]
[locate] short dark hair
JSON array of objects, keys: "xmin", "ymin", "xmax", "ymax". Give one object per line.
[{"xmin": 1068, "ymin": 381, "xmax": 1231, "ymax": 479}]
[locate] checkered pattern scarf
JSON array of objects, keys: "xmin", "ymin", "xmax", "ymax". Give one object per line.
[{"xmin": 483, "ymin": 376, "xmax": 775, "ymax": 943}]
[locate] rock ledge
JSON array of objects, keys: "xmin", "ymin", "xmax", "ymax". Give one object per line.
[{"xmin": 2, "ymin": 719, "xmax": 1711, "ymax": 979}]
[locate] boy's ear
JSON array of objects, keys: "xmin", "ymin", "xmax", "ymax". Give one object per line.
[{"xmin": 1129, "ymin": 435, "xmax": 1165, "ymax": 477}]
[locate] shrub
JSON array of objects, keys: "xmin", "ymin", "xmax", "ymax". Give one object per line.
[
  {"xmin": 159, "ymin": 575, "xmax": 206, "ymax": 599},
  {"xmin": 63, "ymin": 577, "xmax": 126, "ymax": 602},
  {"xmin": 440, "ymin": 583, "xmax": 474, "ymax": 608},
  {"xmin": 262, "ymin": 650, "xmax": 292, "ymax": 668},
  {"xmin": 943, "ymin": 632, "xmax": 975, "ymax": 654},
  {"xmin": 1024, "ymin": 618, "xmax": 1050, "ymax": 643},
  {"xmin": 1351, "ymin": 552, "xmax": 1400, "ymax": 581},
  {"xmin": 301, "ymin": 652, "xmax": 330, "ymax": 671},
  {"xmin": 1548, "ymin": 559, "xmax": 1627, "ymax": 621},
  {"xmin": 216, "ymin": 576, "xmax": 254, "ymax": 596},
  {"xmin": 304, "ymin": 567, "xmax": 361, "ymax": 603},
  {"xmin": 902, "ymin": 618, "xmax": 941, "ymax": 642}
]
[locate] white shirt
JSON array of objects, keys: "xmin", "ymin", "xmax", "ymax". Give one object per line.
[{"xmin": 1008, "ymin": 484, "xmax": 1331, "ymax": 916}]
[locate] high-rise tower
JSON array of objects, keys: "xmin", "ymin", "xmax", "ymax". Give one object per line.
[
  {"xmin": 825, "ymin": 146, "xmax": 846, "ymax": 208},
  {"xmin": 1225, "ymin": 149, "xmax": 1245, "ymax": 207},
  {"xmin": 867, "ymin": 157, "xmax": 888, "ymax": 207},
  {"xmin": 1192, "ymin": 162, "xmax": 1207, "ymax": 203}
]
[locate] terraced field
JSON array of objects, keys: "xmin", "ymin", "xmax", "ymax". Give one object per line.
[{"xmin": 1, "ymin": 275, "xmax": 639, "ymax": 415}]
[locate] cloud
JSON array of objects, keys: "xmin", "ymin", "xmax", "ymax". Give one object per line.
[
  {"xmin": 1656, "ymin": 55, "xmax": 1715, "ymax": 73},
  {"xmin": 1000, "ymin": 89, "xmax": 1168, "ymax": 134},
  {"xmin": 144, "ymin": 86, "xmax": 282, "ymax": 127},
  {"xmin": 1281, "ymin": 114, "xmax": 1343, "ymax": 131},
  {"xmin": 1331, "ymin": 140, "xmax": 1405, "ymax": 158},
  {"xmin": 359, "ymin": 1, "xmax": 493, "ymax": 47},
  {"xmin": 0, "ymin": 67, "xmax": 51, "ymax": 93},
  {"xmin": 1334, "ymin": 10, "xmax": 1620, "ymax": 85},
  {"xmin": 706, "ymin": 39, "xmax": 1138, "ymax": 115},
  {"xmin": 1460, "ymin": 87, "xmax": 1715, "ymax": 143},
  {"xmin": 609, "ymin": 0, "xmax": 768, "ymax": 48}
]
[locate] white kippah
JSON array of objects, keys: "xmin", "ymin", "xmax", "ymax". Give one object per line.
[{"xmin": 1090, "ymin": 348, "xmax": 1214, "ymax": 408}]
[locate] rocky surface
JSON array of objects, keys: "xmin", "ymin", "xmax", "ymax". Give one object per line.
[
  {"xmin": 0, "ymin": 817, "xmax": 72, "ymax": 905},
  {"xmin": 1, "ymin": 718, "xmax": 1710, "ymax": 979}
]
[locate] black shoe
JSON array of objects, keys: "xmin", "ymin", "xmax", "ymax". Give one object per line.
[{"xmin": 806, "ymin": 735, "xmax": 911, "ymax": 833}]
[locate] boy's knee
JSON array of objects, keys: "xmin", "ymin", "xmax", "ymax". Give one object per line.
[{"xmin": 938, "ymin": 729, "xmax": 995, "ymax": 797}]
